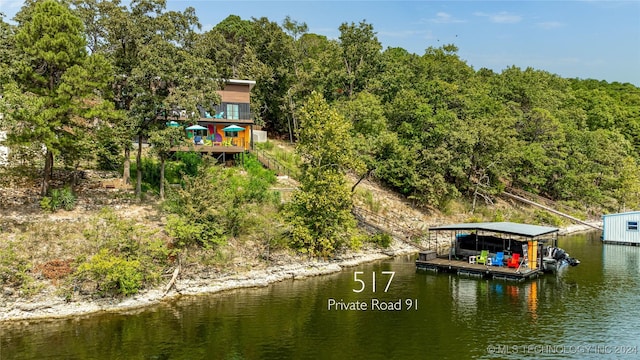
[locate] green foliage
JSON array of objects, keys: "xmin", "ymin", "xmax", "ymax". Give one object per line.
[
  {"xmin": 0, "ymin": 242, "xmax": 32, "ymax": 288},
  {"xmin": 5, "ymin": 0, "xmax": 113, "ymax": 195},
  {"xmin": 357, "ymin": 189, "xmax": 382, "ymax": 213},
  {"xmin": 285, "ymin": 93, "xmax": 359, "ymax": 257},
  {"xmin": 533, "ymin": 210, "xmax": 565, "ymax": 227},
  {"xmin": 60, "ymin": 187, "xmax": 77, "ymax": 210},
  {"xmin": 83, "ymin": 208, "xmax": 168, "ymax": 261},
  {"xmin": 40, "ymin": 187, "xmax": 76, "ymax": 212},
  {"xmin": 95, "ymin": 126, "xmax": 122, "ymax": 171},
  {"xmin": 3, "ymin": 1, "xmax": 639, "ymax": 214},
  {"xmin": 75, "ymin": 249, "xmax": 143, "ymax": 296},
  {"xmin": 174, "ymin": 152, "xmax": 204, "ymax": 178},
  {"xmin": 257, "ymin": 140, "xmax": 275, "ymax": 151},
  {"xmin": 369, "ymin": 233, "xmax": 392, "ymax": 248},
  {"xmin": 74, "ymin": 208, "xmax": 171, "ymax": 296},
  {"xmin": 164, "ymin": 159, "xmax": 278, "ymax": 248},
  {"xmin": 492, "ymin": 209, "xmax": 506, "ymax": 222}
]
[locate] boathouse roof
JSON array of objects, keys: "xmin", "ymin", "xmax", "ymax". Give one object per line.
[{"xmin": 429, "ymin": 222, "xmax": 559, "ymax": 238}]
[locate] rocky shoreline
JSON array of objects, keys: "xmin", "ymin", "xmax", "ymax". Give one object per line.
[
  {"xmin": 0, "ymin": 243, "xmax": 415, "ymax": 323},
  {"xmin": 0, "ymin": 222, "xmax": 601, "ymax": 323}
]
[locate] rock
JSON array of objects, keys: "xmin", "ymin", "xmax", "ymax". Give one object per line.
[{"xmin": 3, "ymin": 287, "xmax": 14, "ymax": 296}]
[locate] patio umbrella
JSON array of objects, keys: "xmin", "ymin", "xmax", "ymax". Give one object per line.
[
  {"xmin": 186, "ymin": 124, "xmax": 207, "ymax": 130},
  {"xmin": 166, "ymin": 121, "xmax": 180, "ymax": 127},
  {"xmin": 222, "ymin": 125, "xmax": 245, "ymax": 132}
]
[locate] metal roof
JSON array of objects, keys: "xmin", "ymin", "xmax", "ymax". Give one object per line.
[
  {"xmin": 429, "ymin": 222, "xmax": 559, "ymax": 238},
  {"xmin": 602, "ymin": 211, "xmax": 640, "ymax": 219}
]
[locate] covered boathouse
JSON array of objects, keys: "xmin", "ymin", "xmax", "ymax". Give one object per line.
[
  {"xmin": 602, "ymin": 211, "xmax": 640, "ymax": 246},
  {"xmin": 416, "ymin": 222, "xmax": 559, "ymax": 281}
]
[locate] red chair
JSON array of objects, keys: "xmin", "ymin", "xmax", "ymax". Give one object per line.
[{"xmin": 507, "ymin": 253, "xmax": 521, "ymax": 268}]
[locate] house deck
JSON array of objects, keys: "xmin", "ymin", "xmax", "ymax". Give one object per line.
[
  {"xmin": 416, "ymin": 257, "xmax": 542, "ymax": 281},
  {"xmin": 170, "ymin": 145, "xmax": 245, "ymax": 154}
]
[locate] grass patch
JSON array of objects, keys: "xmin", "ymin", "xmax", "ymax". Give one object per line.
[{"xmin": 255, "ymin": 140, "xmax": 301, "ymax": 179}]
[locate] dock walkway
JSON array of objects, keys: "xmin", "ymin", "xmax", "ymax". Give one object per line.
[{"xmin": 416, "ymin": 256, "xmax": 542, "ymax": 281}]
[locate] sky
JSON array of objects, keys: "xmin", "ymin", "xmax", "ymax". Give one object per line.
[{"xmin": 2, "ymin": 0, "xmax": 639, "ymax": 86}]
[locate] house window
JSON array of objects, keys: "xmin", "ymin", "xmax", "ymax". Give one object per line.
[
  {"xmin": 226, "ymin": 104, "xmax": 239, "ymax": 120},
  {"xmin": 628, "ymin": 221, "xmax": 639, "ymax": 231},
  {"xmin": 224, "ymin": 131, "xmax": 238, "ymax": 138}
]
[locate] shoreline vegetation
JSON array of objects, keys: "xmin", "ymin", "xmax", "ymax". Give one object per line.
[
  {"xmin": 0, "ymin": 152, "xmax": 604, "ymax": 324},
  {"xmin": 0, "ymin": 225, "xmax": 593, "ymax": 323},
  {"xmin": 0, "ymin": 217, "xmax": 599, "ymax": 323},
  {"xmin": 0, "ymin": 144, "xmax": 605, "ymax": 324},
  {"xmin": 0, "ymin": 246, "xmax": 410, "ymax": 323}
]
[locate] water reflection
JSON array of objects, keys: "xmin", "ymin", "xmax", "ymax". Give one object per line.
[
  {"xmin": 2, "ymin": 232, "xmax": 640, "ymax": 360},
  {"xmin": 603, "ymin": 244, "xmax": 640, "ymax": 275}
]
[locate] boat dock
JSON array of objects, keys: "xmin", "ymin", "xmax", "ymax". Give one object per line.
[
  {"xmin": 416, "ymin": 254, "xmax": 542, "ymax": 281},
  {"xmin": 417, "ymin": 222, "xmax": 561, "ymax": 281}
]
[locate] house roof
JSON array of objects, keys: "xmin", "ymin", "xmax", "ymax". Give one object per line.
[
  {"xmin": 429, "ymin": 222, "xmax": 559, "ymax": 238},
  {"xmin": 602, "ymin": 211, "xmax": 640, "ymax": 219},
  {"xmin": 225, "ymin": 79, "xmax": 256, "ymax": 90}
]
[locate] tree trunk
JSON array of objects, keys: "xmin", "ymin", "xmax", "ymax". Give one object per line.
[
  {"xmin": 159, "ymin": 156, "xmax": 165, "ymax": 200},
  {"xmin": 41, "ymin": 149, "xmax": 54, "ymax": 196},
  {"xmin": 351, "ymin": 169, "xmax": 372, "ymax": 193},
  {"xmin": 123, "ymin": 146, "xmax": 131, "ymax": 185},
  {"xmin": 73, "ymin": 162, "xmax": 79, "ymax": 186},
  {"xmin": 136, "ymin": 136, "xmax": 142, "ymax": 199}
]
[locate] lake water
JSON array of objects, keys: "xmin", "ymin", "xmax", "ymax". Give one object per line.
[{"xmin": 2, "ymin": 231, "xmax": 640, "ymax": 359}]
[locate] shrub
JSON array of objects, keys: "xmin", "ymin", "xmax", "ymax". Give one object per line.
[
  {"xmin": 40, "ymin": 187, "xmax": 76, "ymax": 212},
  {"xmin": 370, "ymin": 233, "xmax": 393, "ymax": 248},
  {"xmin": 492, "ymin": 209, "xmax": 505, "ymax": 222},
  {"xmin": 75, "ymin": 249, "xmax": 143, "ymax": 296},
  {"xmin": 174, "ymin": 151, "xmax": 203, "ymax": 178},
  {"xmin": 257, "ymin": 140, "xmax": 275, "ymax": 151},
  {"xmin": 166, "ymin": 214, "xmax": 226, "ymax": 249},
  {"xmin": 95, "ymin": 127, "xmax": 122, "ymax": 171},
  {"xmin": 60, "ymin": 187, "xmax": 77, "ymax": 210},
  {"xmin": 533, "ymin": 210, "xmax": 564, "ymax": 227},
  {"xmin": 0, "ymin": 243, "xmax": 32, "ymax": 287}
]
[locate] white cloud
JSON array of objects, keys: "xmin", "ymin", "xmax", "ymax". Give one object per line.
[
  {"xmin": 474, "ymin": 11, "xmax": 522, "ymax": 24},
  {"xmin": 429, "ymin": 12, "xmax": 466, "ymax": 24}
]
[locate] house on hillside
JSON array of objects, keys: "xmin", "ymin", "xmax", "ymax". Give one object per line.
[
  {"xmin": 602, "ymin": 211, "xmax": 640, "ymax": 246},
  {"xmin": 168, "ymin": 79, "xmax": 256, "ymax": 159}
]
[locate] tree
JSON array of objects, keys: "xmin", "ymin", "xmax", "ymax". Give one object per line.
[
  {"xmin": 337, "ymin": 91, "xmax": 388, "ymax": 191},
  {"xmin": 0, "ymin": 14, "xmax": 14, "ymax": 86},
  {"xmin": 284, "ymin": 92, "xmax": 359, "ymax": 257},
  {"xmin": 148, "ymin": 126, "xmax": 183, "ymax": 199},
  {"xmin": 281, "ymin": 16, "xmax": 309, "ymax": 142},
  {"xmin": 73, "ymin": 0, "xmax": 219, "ymax": 198},
  {"xmin": 7, "ymin": 0, "xmax": 112, "ymax": 195},
  {"xmin": 338, "ymin": 20, "xmax": 382, "ymax": 98}
]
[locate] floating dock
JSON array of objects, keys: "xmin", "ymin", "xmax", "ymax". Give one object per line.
[
  {"xmin": 416, "ymin": 222, "xmax": 561, "ymax": 281},
  {"xmin": 416, "ymin": 255, "xmax": 542, "ymax": 281}
]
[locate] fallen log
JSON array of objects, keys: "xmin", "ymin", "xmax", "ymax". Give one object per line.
[
  {"xmin": 163, "ymin": 264, "xmax": 181, "ymax": 297},
  {"xmin": 502, "ymin": 191, "xmax": 602, "ymax": 230}
]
